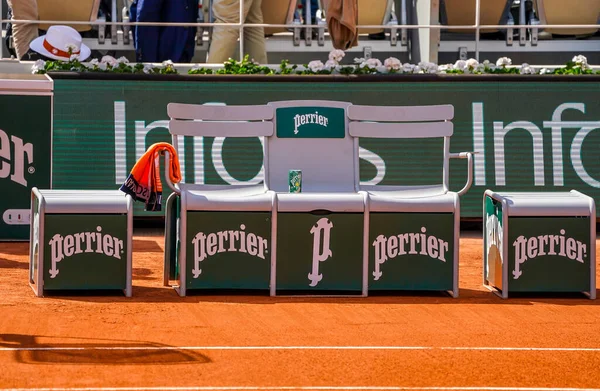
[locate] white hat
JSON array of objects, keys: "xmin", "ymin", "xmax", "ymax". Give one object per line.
[{"xmin": 29, "ymin": 25, "xmax": 91, "ymax": 61}]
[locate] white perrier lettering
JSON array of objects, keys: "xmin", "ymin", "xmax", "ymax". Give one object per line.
[
  {"xmin": 48, "ymin": 226, "xmax": 124, "ymax": 278},
  {"xmin": 372, "ymin": 227, "xmax": 449, "ymax": 281},
  {"xmin": 294, "ymin": 111, "xmax": 328, "ymax": 134},
  {"xmin": 512, "ymin": 229, "xmax": 586, "ymax": 279},
  {"xmin": 191, "ymin": 224, "xmax": 268, "ymax": 278},
  {"xmin": 0, "ymin": 128, "xmax": 33, "ymax": 187}
]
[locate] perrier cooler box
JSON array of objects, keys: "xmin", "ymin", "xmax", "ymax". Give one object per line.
[
  {"xmin": 29, "ymin": 189, "xmax": 133, "ymax": 297},
  {"xmin": 483, "ymin": 190, "xmax": 596, "ymax": 299},
  {"xmin": 274, "ymin": 194, "xmax": 365, "ymax": 295}
]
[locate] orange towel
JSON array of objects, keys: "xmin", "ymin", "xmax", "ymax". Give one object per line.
[
  {"xmin": 120, "ymin": 142, "xmax": 182, "ymax": 212},
  {"xmin": 326, "ymin": 0, "xmax": 359, "ymax": 50}
]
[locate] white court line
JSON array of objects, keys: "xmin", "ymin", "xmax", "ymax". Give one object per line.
[
  {"xmin": 3, "ymin": 387, "xmax": 600, "ymax": 391},
  {"xmin": 1, "ymin": 346, "xmax": 600, "ymax": 352}
]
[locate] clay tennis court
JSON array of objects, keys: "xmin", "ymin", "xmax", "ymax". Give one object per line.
[{"xmin": 1, "ymin": 227, "xmax": 600, "ymax": 391}]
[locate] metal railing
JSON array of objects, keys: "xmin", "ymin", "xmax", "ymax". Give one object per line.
[{"xmin": 1, "ymin": 0, "xmax": 599, "ymax": 62}]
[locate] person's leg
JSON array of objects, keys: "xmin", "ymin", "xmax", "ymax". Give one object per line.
[
  {"xmin": 311, "ymin": 0, "xmax": 319, "ymax": 21},
  {"xmin": 6, "ymin": 0, "xmax": 39, "ymax": 60},
  {"xmin": 207, "ymin": 0, "xmax": 248, "ymax": 63},
  {"xmin": 243, "ymin": 0, "xmax": 267, "ymax": 64}
]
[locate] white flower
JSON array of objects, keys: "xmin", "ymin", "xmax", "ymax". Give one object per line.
[
  {"xmin": 354, "ymin": 57, "xmax": 365, "ymax": 64},
  {"xmin": 572, "ymin": 55, "xmax": 590, "ymax": 70},
  {"xmin": 384, "ymin": 57, "xmax": 401, "ymax": 71},
  {"xmin": 475, "ymin": 63, "xmax": 486, "ymax": 73},
  {"xmin": 466, "ymin": 58, "xmax": 479, "ymax": 70},
  {"xmin": 117, "ymin": 56, "xmax": 130, "ymax": 64},
  {"xmin": 496, "ymin": 57, "xmax": 512, "ymax": 68},
  {"xmin": 519, "ymin": 63, "xmax": 536, "ymax": 75},
  {"xmin": 69, "ymin": 54, "xmax": 79, "ymax": 62},
  {"xmin": 328, "ymin": 49, "xmax": 345, "ymax": 63},
  {"xmin": 418, "ymin": 61, "xmax": 438, "ymax": 74},
  {"xmin": 361, "ymin": 58, "xmax": 382, "ymax": 69},
  {"xmin": 143, "ymin": 64, "xmax": 154, "ymax": 74},
  {"xmin": 438, "ymin": 64, "xmax": 452, "ymax": 73},
  {"xmin": 98, "ymin": 62, "xmax": 108, "ymax": 71},
  {"xmin": 307, "ymin": 60, "xmax": 324, "ymax": 72},
  {"xmin": 31, "ymin": 59, "xmax": 46, "ymax": 74},
  {"xmin": 89, "ymin": 58, "xmax": 99, "ymax": 67},
  {"xmin": 324, "ymin": 60, "xmax": 338, "ymax": 70},
  {"xmin": 162, "ymin": 60, "xmax": 174, "ymax": 67},
  {"xmin": 64, "ymin": 44, "xmax": 78, "ymax": 53},
  {"xmin": 453, "ymin": 60, "xmax": 467, "ymax": 72},
  {"xmin": 376, "ymin": 65, "xmax": 388, "ymax": 74},
  {"xmin": 101, "ymin": 55, "xmax": 118, "ymax": 66},
  {"xmin": 402, "ymin": 63, "xmax": 415, "ymax": 73}
]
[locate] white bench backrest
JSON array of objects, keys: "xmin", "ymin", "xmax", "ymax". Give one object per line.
[
  {"xmin": 348, "ymin": 104, "xmax": 454, "ymax": 190},
  {"xmin": 167, "ymin": 103, "xmax": 274, "ymax": 189},
  {"xmin": 266, "ymin": 100, "xmax": 358, "ymax": 193}
]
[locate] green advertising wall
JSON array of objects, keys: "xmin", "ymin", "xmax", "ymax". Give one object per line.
[
  {"xmin": 0, "ymin": 92, "xmax": 52, "ymax": 240},
  {"xmin": 51, "ymin": 76, "xmax": 600, "ymax": 218}
]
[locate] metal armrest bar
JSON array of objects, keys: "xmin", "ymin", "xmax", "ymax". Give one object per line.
[
  {"xmin": 449, "ymin": 152, "xmax": 474, "ymax": 197},
  {"xmin": 162, "ymin": 151, "xmax": 181, "ymax": 195}
]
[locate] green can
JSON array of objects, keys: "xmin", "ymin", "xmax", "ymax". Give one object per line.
[{"xmin": 289, "ymin": 170, "xmax": 302, "ymax": 193}]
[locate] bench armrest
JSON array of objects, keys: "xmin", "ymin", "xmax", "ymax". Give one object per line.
[
  {"xmin": 449, "ymin": 152, "xmax": 474, "ymax": 197},
  {"xmin": 162, "ymin": 150, "xmax": 181, "ymax": 195}
]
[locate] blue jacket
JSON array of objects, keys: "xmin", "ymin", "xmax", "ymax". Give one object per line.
[{"xmin": 131, "ymin": 0, "xmax": 199, "ymax": 63}]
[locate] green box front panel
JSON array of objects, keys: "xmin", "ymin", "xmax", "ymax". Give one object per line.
[
  {"xmin": 484, "ymin": 196, "xmax": 504, "ymax": 291},
  {"xmin": 42, "ymin": 214, "xmax": 128, "ymax": 290},
  {"xmin": 369, "ymin": 213, "xmax": 454, "ymax": 291},
  {"xmin": 507, "ymin": 216, "xmax": 591, "ymax": 292},
  {"xmin": 185, "ymin": 211, "xmax": 271, "ymax": 290},
  {"xmin": 276, "ymin": 213, "xmax": 363, "ymax": 292}
]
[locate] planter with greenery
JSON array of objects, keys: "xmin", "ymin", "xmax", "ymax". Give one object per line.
[{"xmin": 32, "ymin": 49, "xmax": 598, "ymax": 76}]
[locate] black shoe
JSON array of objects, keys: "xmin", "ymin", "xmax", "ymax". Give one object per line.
[
  {"xmin": 368, "ymin": 31, "xmax": 386, "ymax": 40},
  {"xmin": 300, "ymin": 29, "xmax": 319, "ymax": 40},
  {"xmin": 21, "ymin": 48, "xmax": 49, "ymax": 62}
]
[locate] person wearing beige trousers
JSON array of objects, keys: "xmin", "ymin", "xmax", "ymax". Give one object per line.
[
  {"xmin": 206, "ymin": 0, "xmax": 268, "ymax": 64},
  {"xmin": 6, "ymin": 0, "xmax": 39, "ymax": 60}
]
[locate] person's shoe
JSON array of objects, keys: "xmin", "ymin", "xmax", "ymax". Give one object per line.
[
  {"xmin": 300, "ymin": 29, "xmax": 320, "ymax": 39},
  {"xmin": 368, "ymin": 31, "xmax": 386, "ymax": 40},
  {"xmin": 21, "ymin": 48, "xmax": 49, "ymax": 62}
]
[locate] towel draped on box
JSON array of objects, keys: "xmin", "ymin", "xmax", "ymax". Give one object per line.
[
  {"xmin": 120, "ymin": 142, "xmax": 182, "ymax": 212},
  {"xmin": 326, "ymin": 0, "xmax": 359, "ymax": 50}
]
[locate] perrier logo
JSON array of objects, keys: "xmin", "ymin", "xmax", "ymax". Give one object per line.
[
  {"xmin": 0, "ymin": 128, "xmax": 34, "ymax": 187},
  {"xmin": 294, "ymin": 112, "xmax": 329, "ymax": 135},
  {"xmin": 308, "ymin": 218, "xmax": 334, "ymax": 287},
  {"xmin": 48, "ymin": 226, "xmax": 125, "ymax": 279},
  {"xmin": 276, "ymin": 107, "xmax": 345, "ymax": 139}
]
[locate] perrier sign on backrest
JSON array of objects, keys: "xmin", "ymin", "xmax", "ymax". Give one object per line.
[
  {"xmin": 276, "ymin": 106, "xmax": 345, "ymax": 138},
  {"xmin": 0, "ymin": 76, "xmax": 52, "ymax": 240}
]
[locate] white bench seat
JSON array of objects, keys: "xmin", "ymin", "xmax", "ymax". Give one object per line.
[{"xmin": 181, "ymin": 184, "xmax": 274, "ymax": 212}]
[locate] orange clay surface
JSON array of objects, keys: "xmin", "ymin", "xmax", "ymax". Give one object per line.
[{"xmin": 1, "ymin": 231, "xmax": 600, "ymax": 391}]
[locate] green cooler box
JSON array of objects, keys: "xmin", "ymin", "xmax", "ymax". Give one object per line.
[
  {"xmin": 29, "ymin": 189, "xmax": 133, "ymax": 297},
  {"xmin": 483, "ymin": 190, "xmax": 596, "ymax": 299},
  {"xmin": 163, "ymin": 190, "xmax": 273, "ymax": 296},
  {"xmin": 274, "ymin": 194, "xmax": 366, "ymax": 295}
]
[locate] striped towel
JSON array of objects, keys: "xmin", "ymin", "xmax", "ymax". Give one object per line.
[{"xmin": 120, "ymin": 142, "xmax": 182, "ymax": 211}]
